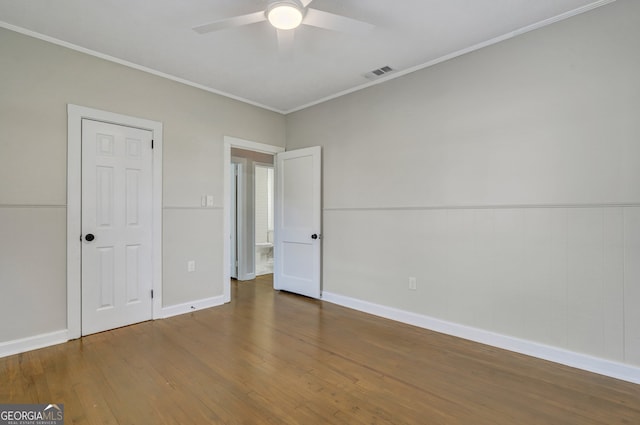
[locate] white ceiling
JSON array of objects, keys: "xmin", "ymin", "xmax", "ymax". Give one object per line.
[{"xmin": 0, "ymin": 0, "xmax": 613, "ymax": 113}]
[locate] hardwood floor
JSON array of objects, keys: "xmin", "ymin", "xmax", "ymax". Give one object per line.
[{"xmin": 1, "ymin": 274, "xmax": 639, "ymax": 424}]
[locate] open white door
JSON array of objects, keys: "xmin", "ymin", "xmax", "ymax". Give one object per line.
[{"xmin": 274, "ymin": 146, "xmax": 322, "ymax": 298}]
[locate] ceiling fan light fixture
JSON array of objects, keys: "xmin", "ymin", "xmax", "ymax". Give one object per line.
[{"xmin": 267, "ymin": 0, "xmax": 304, "ymax": 30}]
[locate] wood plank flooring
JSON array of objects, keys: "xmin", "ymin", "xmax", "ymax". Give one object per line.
[{"xmin": 1, "ymin": 274, "xmax": 639, "ymax": 424}]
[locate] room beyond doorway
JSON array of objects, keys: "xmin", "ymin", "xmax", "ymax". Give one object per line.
[
  {"xmin": 254, "ymin": 164, "xmax": 274, "ymax": 275},
  {"xmin": 223, "ymin": 137, "xmax": 284, "ymax": 304},
  {"xmin": 230, "ymin": 147, "xmax": 274, "ymax": 281}
]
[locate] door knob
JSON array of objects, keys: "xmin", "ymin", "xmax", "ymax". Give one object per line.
[
  {"xmin": 85, "ymin": 233, "xmax": 95, "ymax": 242},
  {"xmin": 311, "ymin": 234, "xmax": 318, "ymax": 240}
]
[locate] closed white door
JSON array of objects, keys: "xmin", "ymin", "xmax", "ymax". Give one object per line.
[
  {"xmin": 274, "ymin": 146, "xmax": 322, "ymax": 298},
  {"xmin": 81, "ymin": 119, "xmax": 153, "ymax": 336}
]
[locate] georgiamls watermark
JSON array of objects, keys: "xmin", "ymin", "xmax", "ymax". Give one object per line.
[{"xmin": 0, "ymin": 404, "xmax": 64, "ymax": 425}]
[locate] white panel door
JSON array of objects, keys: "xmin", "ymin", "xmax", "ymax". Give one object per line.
[
  {"xmin": 274, "ymin": 146, "xmax": 322, "ymax": 298},
  {"xmin": 81, "ymin": 119, "xmax": 153, "ymax": 335}
]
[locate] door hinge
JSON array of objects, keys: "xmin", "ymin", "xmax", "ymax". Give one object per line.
[
  {"xmin": 151, "ymin": 289, "xmax": 154, "ymax": 299},
  {"xmin": 151, "ymin": 139, "xmax": 154, "ymax": 149}
]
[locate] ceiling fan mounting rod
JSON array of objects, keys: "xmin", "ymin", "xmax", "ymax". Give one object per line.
[{"xmin": 268, "ymin": 0, "xmax": 305, "ymax": 8}]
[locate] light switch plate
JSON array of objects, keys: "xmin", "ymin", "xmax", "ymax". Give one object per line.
[{"xmin": 206, "ymin": 195, "xmax": 214, "ymax": 207}]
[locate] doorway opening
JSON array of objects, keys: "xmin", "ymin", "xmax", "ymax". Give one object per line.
[
  {"xmin": 223, "ymin": 137, "xmax": 284, "ymax": 303},
  {"xmin": 229, "ymin": 148, "xmax": 274, "ymax": 281},
  {"xmin": 223, "ymin": 138, "xmax": 322, "ymax": 302}
]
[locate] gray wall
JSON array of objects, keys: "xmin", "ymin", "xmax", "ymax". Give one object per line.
[
  {"xmin": 286, "ymin": 0, "xmax": 640, "ymax": 366},
  {"xmin": 0, "ymin": 27, "xmax": 285, "ymax": 343},
  {"xmin": 2, "ymin": 0, "xmax": 640, "ymax": 370}
]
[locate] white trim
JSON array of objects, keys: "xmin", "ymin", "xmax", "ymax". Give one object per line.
[
  {"xmin": 223, "ymin": 137, "xmax": 284, "ymax": 302},
  {"xmin": 0, "ymin": 22, "xmax": 283, "ymax": 114},
  {"xmin": 324, "ymin": 202, "xmax": 640, "ymax": 212},
  {"xmin": 230, "ymin": 162, "xmax": 239, "ymax": 279},
  {"xmin": 0, "ymin": 204, "xmax": 66, "ymax": 209},
  {"xmin": 1, "ymin": 1, "xmax": 615, "ymax": 115},
  {"xmin": 160, "ymin": 295, "xmax": 226, "ymax": 319},
  {"xmin": 225, "ymin": 136, "xmax": 286, "ymax": 155},
  {"xmin": 67, "ymin": 104, "xmax": 163, "ymax": 340},
  {"xmin": 322, "ymin": 291, "xmax": 640, "ymax": 385},
  {"xmin": 231, "ymin": 159, "xmax": 250, "ymax": 281},
  {"xmin": 0, "ymin": 330, "xmax": 68, "ymax": 359}
]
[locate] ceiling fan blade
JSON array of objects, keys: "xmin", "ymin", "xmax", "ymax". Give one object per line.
[
  {"xmin": 300, "ymin": 0, "xmax": 314, "ymax": 6},
  {"xmin": 303, "ymin": 8, "xmax": 374, "ymax": 35},
  {"xmin": 277, "ymin": 29, "xmax": 294, "ymax": 59},
  {"xmin": 193, "ymin": 11, "xmax": 266, "ymax": 34}
]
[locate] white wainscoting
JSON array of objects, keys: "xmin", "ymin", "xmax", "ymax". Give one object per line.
[{"xmin": 321, "ymin": 205, "xmax": 640, "ymax": 384}]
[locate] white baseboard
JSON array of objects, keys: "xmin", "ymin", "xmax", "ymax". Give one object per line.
[
  {"xmin": 161, "ymin": 295, "xmax": 226, "ymax": 319},
  {"xmin": 0, "ymin": 296, "xmax": 227, "ymax": 358},
  {"xmin": 0, "ymin": 330, "xmax": 69, "ymax": 359},
  {"xmin": 321, "ymin": 291, "xmax": 640, "ymax": 385}
]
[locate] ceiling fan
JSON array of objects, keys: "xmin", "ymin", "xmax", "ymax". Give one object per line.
[{"xmin": 193, "ymin": 0, "xmax": 374, "ymax": 53}]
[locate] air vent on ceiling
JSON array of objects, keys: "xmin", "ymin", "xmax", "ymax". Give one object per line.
[{"xmin": 363, "ymin": 65, "xmax": 395, "ymax": 80}]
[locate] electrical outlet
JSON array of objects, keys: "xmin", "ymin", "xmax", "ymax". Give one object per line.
[
  {"xmin": 187, "ymin": 260, "xmax": 196, "ymax": 272},
  {"xmin": 200, "ymin": 195, "xmax": 206, "ymax": 207},
  {"xmin": 206, "ymin": 195, "xmax": 214, "ymax": 207},
  {"xmin": 408, "ymin": 277, "xmax": 417, "ymax": 291}
]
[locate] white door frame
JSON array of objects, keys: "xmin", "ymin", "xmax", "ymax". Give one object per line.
[
  {"xmin": 67, "ymin": 104, "xmax": 163, "ymax": 340},
  {"xmin": 230, "ymin": 158, "xmax": 254, "ymax": 281},
  {"xmin": 223, "ymin": 136, "xmax": 284, "ymax": 302},
  {"xmin": 230, "ymin": 163, "xmax": 238, "ymax": 279}
]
